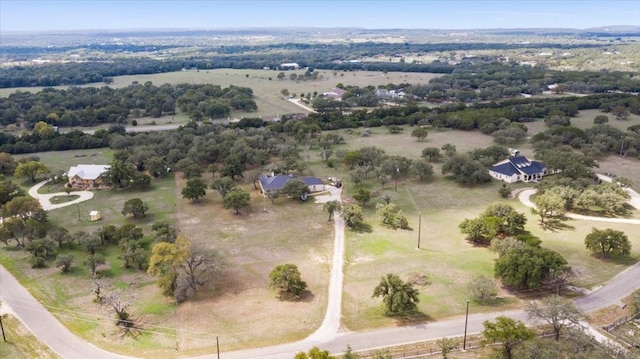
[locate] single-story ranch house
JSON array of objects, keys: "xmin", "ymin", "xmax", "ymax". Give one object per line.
[
  {"xmin": 258, "ymin": 174, "xmax": 324, "ymax": 195},
  {"xmin": 67, "ymin": 164, "xmax": 110, "ymax": 189},
  {"xmin": 489, "ymin": 156, "xmax": 546, "ymax": 183}
]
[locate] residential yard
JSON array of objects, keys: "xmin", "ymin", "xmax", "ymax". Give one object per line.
[
  {"xmin": 0, "ymin": 171, "xmax": 179, "ymax": 357},
  {"xmin": 173, "ymin": 174, "xmax": 334, "ymax": 353},
  {"xmin": 318, "ymin": 126, "xmax": 640, "ymax": 331},
  {"xmin": 0, "ymin": 115, "xmax": 639, "ymax": 355}
]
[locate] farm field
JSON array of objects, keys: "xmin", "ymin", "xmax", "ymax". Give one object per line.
[{"xmin": 0, "ymin": 69, "xmax": 443, "ymax": 122}]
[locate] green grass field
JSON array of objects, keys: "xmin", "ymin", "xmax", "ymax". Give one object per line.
[{"xmin": 13, "ymin": 148, "xmax": 114, "ymax": 173}]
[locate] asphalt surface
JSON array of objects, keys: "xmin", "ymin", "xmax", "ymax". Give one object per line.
[{"xmin": 0, "ymin": 266, "xmax": 134, "ymax": 359}]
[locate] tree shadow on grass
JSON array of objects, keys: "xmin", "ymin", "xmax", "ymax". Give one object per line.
[
  {"xmin": 541, "ymin": 217, "xmax": 575, "ymax": 232},
  {"xmin": 389, "ymin": 311, "xmax": 433, "ymax": 326},
  {"xmin": 590, "ymin": 253, "xmax": 638, "ymax": 266},
  {"xmin": 349, "ymin": 222, "xmax": 373, "ymax": 233},
  {"xmin": 276, "ymin": 289, "xmax": 315, "ymax": 303}
]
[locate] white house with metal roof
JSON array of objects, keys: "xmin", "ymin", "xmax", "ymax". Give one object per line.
[{"xmin": 488, "ymin": 156, "xmax": 546, "ymax": 183}]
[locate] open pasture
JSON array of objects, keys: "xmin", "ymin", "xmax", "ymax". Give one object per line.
[{"xmin": 0, "ymin": 69, "xmax": 443, "ymax": 121}]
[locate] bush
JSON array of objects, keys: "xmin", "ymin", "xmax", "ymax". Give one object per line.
[
  {"xmin": 498, "ymin": 184, "xmax": 511, "ymax": 198},
  {"xmin": 30, "ymin": 255, "xmax": 46, "ymax": 268}
]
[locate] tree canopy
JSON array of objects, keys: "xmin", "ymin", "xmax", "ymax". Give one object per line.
[
  {"xmin": 584, "ymin": 228, "xmax": 631, "ymax": 256},
  {"xmin": 495, "ymin": 246, "xmax": 570, "ymax": 290},
  {"xmin": 372, "ymin": 273, "xmax": 420, "ymax": 315},
  {"xmin": 121, "ymin": 198, "xmax": 149, "ymax": 219},
  {"xmin": 481, "ymin": 316, "xmax": 536, "ymax": 359},
  {"xmin": 269, "ymin": 264, "xmax": 308, "ymax": 298}
]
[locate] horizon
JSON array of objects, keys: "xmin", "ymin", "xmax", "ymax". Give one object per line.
[{"xmin": 1, "ymin": 0, "xmax": 639, "ymax": 33}]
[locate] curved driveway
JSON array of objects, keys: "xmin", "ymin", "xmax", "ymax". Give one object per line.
[{"xmin": 28, "ymin": 180, "xmax": 94, "ymax": 211}]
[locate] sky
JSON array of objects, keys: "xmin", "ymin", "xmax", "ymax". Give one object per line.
[{"xmin": 1, "ymin": 0, "xmax": 639, "ymax": 33}]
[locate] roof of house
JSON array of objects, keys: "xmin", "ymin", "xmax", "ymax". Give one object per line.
[
  {"xmin": 259, "ymin": 174, "xmax": 323, "ymax": 191},
  {"xmin": 489, "ymin": 156, "xmax": 545, "ymax": 176},
  {"xmin": 259, "ymin": 174, "xmax": 295, "ymax": 191},
  {"xmin": 68, "ymin": 164, "xmax": 110, "ymax": 180},
  {"xmin": 299, "ymin": 177, "xmax": 324, "ymax": 186}
]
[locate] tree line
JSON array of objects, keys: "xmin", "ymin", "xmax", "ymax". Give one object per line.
[{"xmin": 0, "ymin": 82, "xmax": 256, "ymax": 128}]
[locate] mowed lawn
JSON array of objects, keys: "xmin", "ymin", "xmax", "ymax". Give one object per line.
[{"xmin": 173, "ymin": 175, "xmax": 335, "ymax": 352}]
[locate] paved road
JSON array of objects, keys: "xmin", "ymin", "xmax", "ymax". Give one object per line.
[
  {"xmin": 78, "ymin": 124, "xmax": 181, "ymax": 135},
  {"xmin": 0, "ymin": 266, "xmax": 134, "ymax": 359},
  {"xmin": 28, "ymin": 179, "xmax": 94, "ymax": 211}
]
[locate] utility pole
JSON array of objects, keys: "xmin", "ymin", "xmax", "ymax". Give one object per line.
[
  {"xmin": 216, "ymin": 336, "xmax": 220, "ymax": 359},
  {"xmin": 417, "ymin": 212, "xmax": 422, "ymax": 249},
  {"xmin": 463, "ymin": 299, "xmax": 470, "ymax": 350},
  {"xmin": 620, "ymin": 135, "xmax": 624, "ymax": 157},
  {"xmin": 394, "ymin": 167, "xmax": 399, "ymax": 192},
  {"xmin": 0, "ymin": 314, "xmax": 6, "ymax": 342}
]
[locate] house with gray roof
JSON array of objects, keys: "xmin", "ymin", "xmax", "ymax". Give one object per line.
[
  {"xmin": 488, "ymin": 156, "xmax": 546, "ymax": 183},
  {"xmin": 258, "ymin": 174, "xmax": 324, "ymax": 195}
]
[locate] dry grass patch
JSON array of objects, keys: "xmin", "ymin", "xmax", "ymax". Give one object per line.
[
  {"xmin": 174, "ymin": 175, "xmax": 334, "ymax": 351},
  {"xmin": 335, "ymin": 126, "xmax": 495, "ymax": 159}
]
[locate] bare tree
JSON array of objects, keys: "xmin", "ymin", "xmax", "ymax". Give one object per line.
[
  {"xmin": 92, "ymin": 275, "xmax": 106, "ymax": 303},
  {"xmin": 176, "ymin": 244, "xmax": 226, "ymax": 302},
  {"xmin": 103, "ymin": 287, "xmax": 139, "ymax": 337}
]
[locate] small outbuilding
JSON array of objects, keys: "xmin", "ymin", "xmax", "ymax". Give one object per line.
[{"xmin": 89, "ymin": 210, "xmax": 101, "ymax": 221}]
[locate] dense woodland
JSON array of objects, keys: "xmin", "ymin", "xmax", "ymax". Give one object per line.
[{"xmin": 0, "ymin": 83, "xmax": 256, "ymax": 128}]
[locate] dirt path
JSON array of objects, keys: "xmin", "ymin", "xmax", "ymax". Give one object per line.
[
  {"xmin": 286, "ymin": 98, "xmax": 317, "ymax": 113},
  {"xmin": 304, "ymin": 214, "xmax": 346, "ymax": 343},
  {"xmin": 28, "ymin": 180, "xmax": 94, "ymax": 211},
  {"xmin": 305, "ymin": 186, "xmax": 345, "ymax": 342}
]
